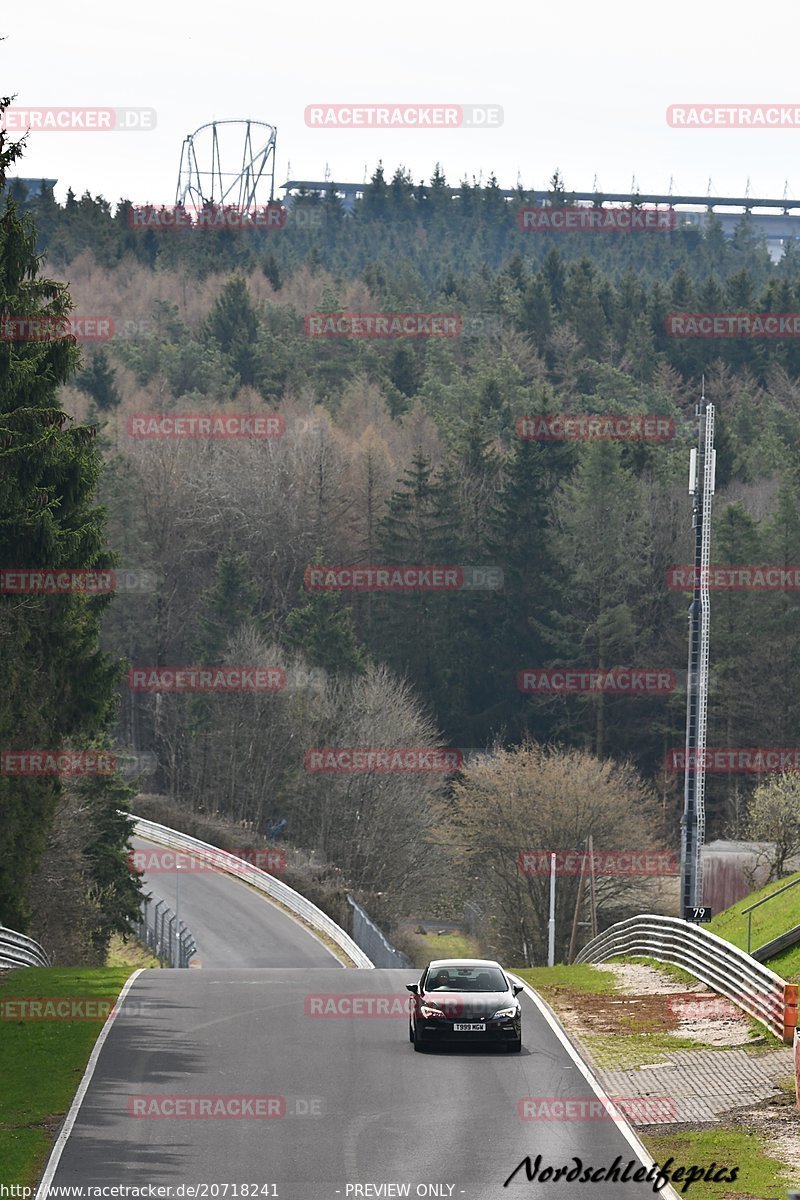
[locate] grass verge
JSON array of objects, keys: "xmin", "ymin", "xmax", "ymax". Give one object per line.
[
  {"xmin": 0, "ymin": 966, "xmax": 131, "ymax": 1189},
  {"xmin": 642, "ymin": 1128, "xmax": 792, "ymax": 1199},
  {"xmin": 707, "ymin": 869, "xmax": 800, "ymax": 978},
  {"xmin": 515, "ymin": 963, "xmax": 620, "ymax": 995},
  {"xmin": 105, "ymin": 933, "xmax": 160, "ymax": 970},
  {"xmin": 417, "ymin": 932, "xmax": 482, "ymax": 961}
]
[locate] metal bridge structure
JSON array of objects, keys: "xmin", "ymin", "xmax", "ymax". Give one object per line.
[{"xmin": 282, "ymin": 179, "xmax": 800, "ymax": 259}]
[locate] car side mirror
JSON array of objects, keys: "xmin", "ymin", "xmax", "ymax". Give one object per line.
[
  {"xmin": 512, "ymin": 985, "xmax": 523, "ymax": 996},
  {"xmin": 406, "ymin": 983, "xmax": 419, "ymax": 994}
]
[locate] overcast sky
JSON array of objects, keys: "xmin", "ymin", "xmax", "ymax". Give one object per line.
[{"xmin": 4, "ymin": 0, "xmax": 800, "ymax": 207}]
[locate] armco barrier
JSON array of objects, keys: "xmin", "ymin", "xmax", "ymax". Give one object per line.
[
  {"xmin": 127, "ymin": 815, "xmax": 373, "ymax": 968},
  {"xmin": 0, "ymin": 923, "xmax": 49, "ymax": 969},
  {"xmin": 576, "ymin": 913, "xmax": 797, "ymax": 1044}
]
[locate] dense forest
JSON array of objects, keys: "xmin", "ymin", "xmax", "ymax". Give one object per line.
[{"xmin": 5, "ymin": 144, "xmax": 800, "ymax": 962}]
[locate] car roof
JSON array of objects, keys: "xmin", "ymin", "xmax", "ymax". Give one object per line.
[{"xmin": 426, "ymin": 958, "xmax": 504, "ymax": 969}]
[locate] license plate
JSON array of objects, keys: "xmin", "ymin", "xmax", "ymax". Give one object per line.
[{"xmin": 453, "ymin": 1022, "xmax": 486, "ymax": 1031}]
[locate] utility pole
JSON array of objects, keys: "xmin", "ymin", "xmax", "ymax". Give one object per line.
[
  {"xmin": 680, "ymin": 383, "xmax": 715, "ymax": 916},
  {"xmin": 568, "ymin": 842, "xmax": 589, "ymax": 963},
  {"xmin": 547, "ymin": 853, "xmax": 556, "ymax": 966},
  {"xmin": 587, "ymin": 834, "xmax": 598, "ymax": 939}
]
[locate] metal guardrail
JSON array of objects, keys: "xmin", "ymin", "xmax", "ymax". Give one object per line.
[
  {"xmin": 0, "ymin": 923, "xmax": 50, "ymax": 969},
  {"xmin": 576, "ymin": 913, "xmax": 798, "ymax": 1043},
  {"xmin": 346, "ymin": 895, "xmax": 410, "ymax": 968},
  {"xmin": 128, "ymin": 815, "xmax": 374, "ymax": 968},
  {"xmin": 134, "ymin": 894, "xmax": 196, "ymax": 967}
]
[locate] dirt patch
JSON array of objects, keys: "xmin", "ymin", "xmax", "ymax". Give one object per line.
[
  {"xmin": 730, "ymin": 1088, "xmax": 800, "ymax": 1181},
  {"xmin": 543, "ymin": 986, "xmax": 680, "ymax": 1036},
  {"xmin": 586, "ymin": 962, "xmax": 760, "ymax": 1048}
]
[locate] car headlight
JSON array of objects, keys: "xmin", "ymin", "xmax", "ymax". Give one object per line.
[
  {"xmin": 420, "ymin": 1004, "xmax": 445, "ymax": 1018},
  {"xmin": 492, "ymin": 1005, "xmax": 520, "ymax": 1020}
]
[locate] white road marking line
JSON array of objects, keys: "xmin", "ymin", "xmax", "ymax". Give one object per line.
[
  {"xmin": 508, "ymin": 973, "xmax": 683, "ymax": 1200},
  {"xmin": 37, "ymin": 968, "xmax": 145, "ymax": 1200}
]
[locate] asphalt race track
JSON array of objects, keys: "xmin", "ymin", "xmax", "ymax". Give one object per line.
[
  {"xmin": 44, "ymin": 845, "xmax": 678, "ymax": 1199},
  {"xmin": 130, "ymin": 836, "xmax": 337, "ymax": 968}
]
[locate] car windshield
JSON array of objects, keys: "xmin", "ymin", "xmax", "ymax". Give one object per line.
[{"xmin": 425, "ymin": 967, "xmax": 507, "ymax": 992}]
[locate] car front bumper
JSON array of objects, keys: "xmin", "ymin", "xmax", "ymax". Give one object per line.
[{"xmin": 416, "ymin": 1016, "xmax": 521, "ymax": 1044}]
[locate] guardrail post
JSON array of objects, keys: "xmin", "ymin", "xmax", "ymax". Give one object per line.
[{"xmin": 784, "ymin": 982, "xmax": 798, "ymax": 1045}]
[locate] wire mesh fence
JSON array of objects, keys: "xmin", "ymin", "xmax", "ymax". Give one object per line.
[
  {"xmin": 346, "ymin": 895, "xmax": 410, "ymax": 968},
  {"xmin": 463, "ymin": 900, "xmax": 487, "ymax": 940},
  {"xmin": 134, "ymin": 893, "xmax": 196, "ymax": 968}
]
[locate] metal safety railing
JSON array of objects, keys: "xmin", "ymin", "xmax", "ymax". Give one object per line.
[
  {"xmin": 576, "ymin": 913, "xmax": 798, "ymax": 1043},
  {"xmin": 0, "ymin": 923, "xmax": 50, "ymax": 969},
  {"xmin": 742, "ymin": 874, "xmax": 800, "ymax": 954},
  {"xmin": 127, "ymin": 815, "xmax": 373, "ymax": 968},
  {"xmin": 134, "ymin": 894, "xmax": 196, "ymax": 968}
]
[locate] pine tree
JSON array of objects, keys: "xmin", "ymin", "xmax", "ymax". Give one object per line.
[
  {"xmin": 77, "ymin": 347, "xmax": 121, "ymax": 410},
  {"xmin": 195, "ymin": 550, "xmax": 262, "ymax": 662},
  {"xmin": 556, "ymin": 442, "xmax": 649, "ymax": 759},
  {"xmin": 204, "ymin": 276, "xmax": 259, "ymax": 387},
  {"xmin": 482, "ymin": 435, "xmax": 573, "ymax": 743},
  {"xmin": 0, "ymin": 104, "xmax": 127, "ymax": 931},
  {"xmin": 285, "ymin": 582, "xmax": 366, "ymax": 676}
]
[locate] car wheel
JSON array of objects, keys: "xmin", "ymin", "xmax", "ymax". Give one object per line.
[
  {"xmin": 413, "ymin": 1023, "xmax": 425, "ymax": 1052},
  {"xmin": 507, "ymin": 1037, "xmax": 522, "ymax": 1053},
  {"xmin": 409, "ymin": 1020, "xmax": 414, "ymax": 1043}
]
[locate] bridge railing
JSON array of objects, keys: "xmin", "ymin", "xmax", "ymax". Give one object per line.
[
  {"xmin": 576, "ymin": 913, "xmax": 798, "ymax": 1043},
  {"xmin": 128, "ymin": 815, "xmax": 373, "ymax": 968},
  {"xmin": 0, "ymin": 923, "xmax": 50, "ymax": 969}
]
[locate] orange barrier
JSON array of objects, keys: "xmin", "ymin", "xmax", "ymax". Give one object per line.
[{"xmin": 785, "ymin": 982, "xmax": 799, "ymax": 1045}]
